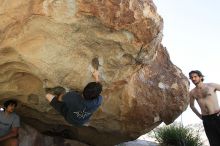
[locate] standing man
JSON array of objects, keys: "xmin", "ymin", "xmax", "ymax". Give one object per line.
[
  {"xmin": 45, "ymin": 69, "xmax": 103, "ymax": 126},
  {"xmin": 0, "ymin": 99, "xmax": 20, "ymax": 146},
  {"xmin": 189, "ymin": 70, "xmax": 220, "ymax": 146}
]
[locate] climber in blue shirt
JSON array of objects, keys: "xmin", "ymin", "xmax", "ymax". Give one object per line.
[{"xmin": 45, "ymin": 69, "xmax": 102, "ymax": 126}]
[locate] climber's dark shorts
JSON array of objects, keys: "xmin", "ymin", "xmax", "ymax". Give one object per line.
[{"xmin": 50, "ymin": 97, "xmax": 68, "ymax": 118}]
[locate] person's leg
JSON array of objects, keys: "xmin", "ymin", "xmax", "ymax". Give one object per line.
[
  {"xmin": 210, "ymin": 116, "xmax": 220, "ymax": 146},
  {"xmin": 203, "ymin": 116, "xmax": 220, "ymax": 146},
  {"xmin": 45, "ymin": 86, "xmax": 66, "ymax": 97},
  {"xmin": 50, "ymin": 97, "xmax": 68, "ymax": 117},
  {"xmin": 45, "ymin": 87, "xmax": 65, "ymax": 102},
  {"xmin": 203, "ymin": 120, "xmax": 216, "ymax": 146},
  {"xmin": 45, "ymin": 93, "xmax": 55, "ymax": 102}
]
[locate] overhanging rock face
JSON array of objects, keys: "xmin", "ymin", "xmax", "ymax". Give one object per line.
[{"xmin": 0, "ymin": 0, "xmax": 189, "ymax": 145}]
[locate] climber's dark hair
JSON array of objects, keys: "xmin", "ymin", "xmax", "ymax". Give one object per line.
[
  {"xmin": 83, "ymin": 82, "xmax": 102, "ymax": 100},
  {"xmin": 189, "ymin": 70, "xmax": 204, "ymax": 82}
]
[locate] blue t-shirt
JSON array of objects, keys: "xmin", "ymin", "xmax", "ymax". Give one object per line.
[
  {"xmin": 0, "ymin": 111, "xmax": 20, "ymax": 137},
  {"xmin": 62, "ymin": 91, "xmax": 102, "ymax": 125}
]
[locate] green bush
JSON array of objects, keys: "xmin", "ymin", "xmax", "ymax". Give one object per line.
[{"xmin": 154, "ymin": 124, "xmax": 202, "ymax": 146}]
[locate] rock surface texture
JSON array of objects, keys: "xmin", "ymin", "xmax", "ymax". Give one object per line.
[
  {"xmin": 0, "ymin": 0, "xmax": 189, "ymax": 145},
  {"xmin": 19, "ymin": 123, "xmax": 89, "ymax": 146}
]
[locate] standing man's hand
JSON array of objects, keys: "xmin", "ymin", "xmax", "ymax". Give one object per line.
[{"xmin": 92, "ymin": 69, "xmax": 99, "ymax": 82}]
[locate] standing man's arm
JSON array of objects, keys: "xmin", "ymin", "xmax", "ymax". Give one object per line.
[
  {"xmin": 210, "ymin": 83, "xmax": 220, "ymax": 115},
  {"xmin": 0, "ymin": 127, "xmax": 19, "ymax": 142},
  {"xmin": 190, "ymin": 93, "xmax": 202, "ymax": 120},
  {"xmin": 210, "ymin": 83, "xmax": 220, "ymax": 91}
]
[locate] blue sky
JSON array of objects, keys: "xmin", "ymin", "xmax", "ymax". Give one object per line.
[{"xmin": 153, "ymin": 0, "xmax": 220, "ymax": 124}]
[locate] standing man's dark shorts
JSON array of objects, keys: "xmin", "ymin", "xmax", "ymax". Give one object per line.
[{"xmin": 202, "ymin": 113, "xmax": 220, "ymax": 146}]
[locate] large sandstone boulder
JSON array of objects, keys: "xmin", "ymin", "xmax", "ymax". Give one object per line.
[{"xmin": 0, "ymin": 0, "xmax": 189, "ymax": 145}]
